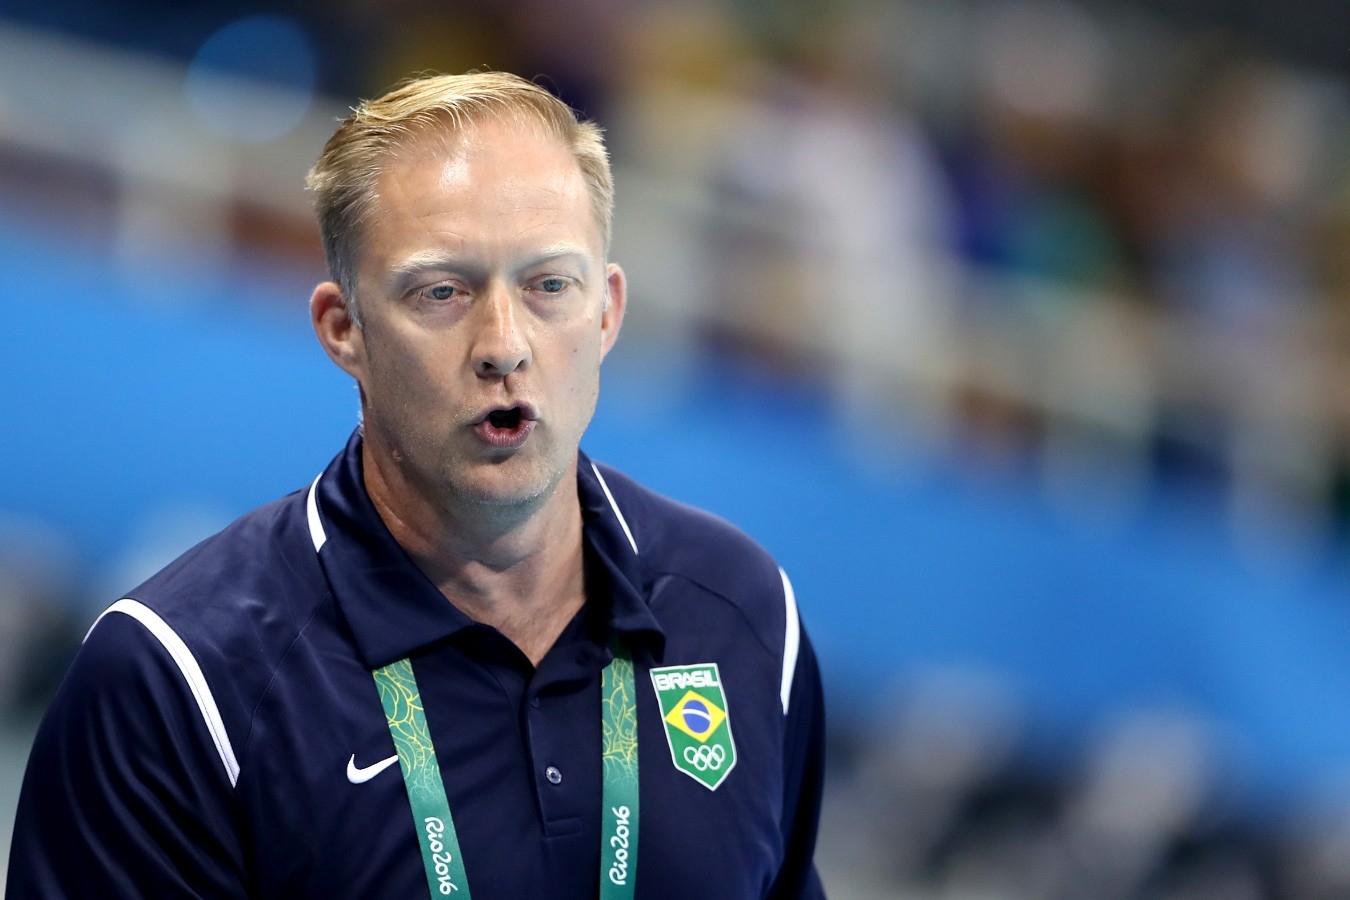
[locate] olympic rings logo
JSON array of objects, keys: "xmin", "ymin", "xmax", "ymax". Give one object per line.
[{"xmin": 683, "ymin": 744, "xmax": 727, "ymax": 771}]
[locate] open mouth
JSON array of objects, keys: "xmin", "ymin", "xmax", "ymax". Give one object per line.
[
  {"xmin": 487, "ymin": 407, "xmax": 523, "ymax": 430},
  {"xmin": 475, "ymin": 405, "xmax": 535, "ymax": 449}
]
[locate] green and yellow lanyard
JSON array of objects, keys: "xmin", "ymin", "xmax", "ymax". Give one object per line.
[{"xmin": 372, "ymin": 646, "xmax": 639, "ymax": 899}]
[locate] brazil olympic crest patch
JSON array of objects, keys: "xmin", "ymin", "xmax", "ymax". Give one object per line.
[{"xmin": 650, "ymin": 663, "xmax": 736, "ymax": 790}]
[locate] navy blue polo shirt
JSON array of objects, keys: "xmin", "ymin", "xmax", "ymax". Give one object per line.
[{"xmin": 7, "ymin": 431, "xmax": 826, "ymax": 898}]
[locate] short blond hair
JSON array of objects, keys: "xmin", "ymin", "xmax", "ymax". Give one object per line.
[{"xmin": 306, "ymin": 71, "xmax": 614, "ymax": 323}]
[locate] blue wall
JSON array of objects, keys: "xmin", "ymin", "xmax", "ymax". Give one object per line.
[{"xmin": 6, "ymin": 218, "xmax": 1350, "ymax": 813}]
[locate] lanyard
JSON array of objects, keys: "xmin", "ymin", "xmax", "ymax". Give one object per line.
[{"xmin": 372, "ymin": 645, "xmax": 640, "ymax": 899}]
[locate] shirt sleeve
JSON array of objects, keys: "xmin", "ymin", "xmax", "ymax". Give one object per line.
[
  {"xmin": 768, "ymin": 625, "xmax": 828, "ymax": 899},
  {"xmin": 5, "ymin": 609, "xmax": 248, "ymax": 898}
]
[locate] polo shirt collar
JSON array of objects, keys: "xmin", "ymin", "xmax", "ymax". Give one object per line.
[
  {"xmin": 309, "ymin": 429, "xmax": 664, "ymax": 670},
  {"xmin": 576, "ymin": 451, "xmax": 665, "ymax": 661}
]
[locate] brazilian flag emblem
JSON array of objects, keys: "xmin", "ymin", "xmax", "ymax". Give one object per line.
[{"xmin": 649, "ymin": 663, "xmax": 737, "ymax": 790}]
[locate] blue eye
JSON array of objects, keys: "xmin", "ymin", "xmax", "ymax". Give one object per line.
[
  {"xmin": 426, "ymin": 284, "xmax": 456, "ymax": 301},
  {"xmin": 537, "ymin": 277, "xmax": 568, "ymax": 294}
]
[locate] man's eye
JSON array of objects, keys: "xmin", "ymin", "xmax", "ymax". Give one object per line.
[
  {"xmin": 536, "ymin": 277, "xmax": 568, "ymax": 294},
  {"xmin": 424, "ymin": 284, "xmax": 457, "ymax": 301}
]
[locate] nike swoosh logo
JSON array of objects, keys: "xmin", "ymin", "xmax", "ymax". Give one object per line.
[{"xmin": 347, "ymin": 753, "xmax": 399, "ymax": 784}]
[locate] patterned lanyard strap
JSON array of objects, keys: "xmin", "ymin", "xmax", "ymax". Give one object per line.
[{"xmin": 372, "ymin": 644, "xmax": 640, "ymax": 899}]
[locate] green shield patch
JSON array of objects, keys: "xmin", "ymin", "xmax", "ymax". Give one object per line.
[{"xmin": 649, "ymin": 663, "xmax": 737, "ymax": 790}]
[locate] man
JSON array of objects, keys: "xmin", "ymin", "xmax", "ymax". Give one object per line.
[{"xmin": 7, "ymin": 71, "xmax": 826, "ymax": 898}]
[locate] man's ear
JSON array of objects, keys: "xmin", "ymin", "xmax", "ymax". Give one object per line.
[
  {"xmin": 600, "ymin": 263, "xmax": 627, "ymax": 360},
  {"xmin": 310, "ymin": 281, "xmax": 366, "ymax": 381}
]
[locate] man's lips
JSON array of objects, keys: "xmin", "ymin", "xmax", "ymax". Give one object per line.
[
  {"xmin": 470, "ymin": 401, "xmax": 538, "ymax": 426},
  {"xmin": 471, "ymin": 403, "xmax": 537, "ymax": 449}
]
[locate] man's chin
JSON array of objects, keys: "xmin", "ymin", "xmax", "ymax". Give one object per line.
[{"xmin": 447, "ymin": 461, "xmax": 560, "ymax": 511}]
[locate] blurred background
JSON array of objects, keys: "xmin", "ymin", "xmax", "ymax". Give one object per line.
[{"xmin": 4, "ymin": 0, "xmax": 1350, "ymax": 897}]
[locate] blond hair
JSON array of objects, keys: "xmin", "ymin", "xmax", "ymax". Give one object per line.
[{"xmin": 306, "ymin": 71, "xmax": 614, "ymax": 324}]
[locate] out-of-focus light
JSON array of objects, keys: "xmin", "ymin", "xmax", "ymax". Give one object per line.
[
  {"xmin": 185, "ymin": 15, "xmax": 317, "ymax": 144},
  {"xmin": 977, "ymin": 0, "xmax": 1108, "ymax": 121}
]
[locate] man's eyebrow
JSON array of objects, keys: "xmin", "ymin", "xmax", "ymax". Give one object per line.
[
  {"xmin": 521, "ymin": 244, "xmax": 596, "ymax": 279},
  {"xmin": 386, "ymin": 251, "xmax": 477, "ymax": 292},
  {"xmin": 386, "ymin": 244, "xmax": 594, "ymax": 292},
  {"xmin": 526, "ymin": 242, "xmax": 591, "ymax": 264}
]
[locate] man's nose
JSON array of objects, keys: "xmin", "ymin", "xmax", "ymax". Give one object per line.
[{"xmin": 472, "ymin": 282, "xmax": 530, "ymax": 377}]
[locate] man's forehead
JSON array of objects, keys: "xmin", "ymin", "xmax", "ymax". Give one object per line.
[
  {"xmin": 389, "ymin": 114, "xmax": 568, "ymax": 173},
  {"xmin": 373, "ymin": 118, "xmax": 583, "ymax": 208},
  {"xmin": 350, "ymin": 119, "xmax": 605, "ymax": 281},
  {"xmin": 363, "ymin": 119, "xmax": 601, "ymax": 251}
]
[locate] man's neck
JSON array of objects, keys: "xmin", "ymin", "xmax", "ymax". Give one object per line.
[{"xmin": 362, "ymin": 452, "xmax": 587, "ymax": 667}]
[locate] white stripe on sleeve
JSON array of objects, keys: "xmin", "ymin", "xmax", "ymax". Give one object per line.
[
  {"xmin": 86, "ymin": 598, "xmax": 241, "ymax": 787},
  {"xmin": 778, "ymin": 567, "xmax": 801, "ymax": 715}
]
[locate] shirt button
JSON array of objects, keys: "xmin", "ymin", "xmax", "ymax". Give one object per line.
[{"xmin": 545, "ymin": 766, "xmax": 563, "ymax": 785}]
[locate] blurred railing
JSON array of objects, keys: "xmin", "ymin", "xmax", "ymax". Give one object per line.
[
  {"xmin": 4, "ymin": 9, "xmax": 1348, "ymax": 551},
  {"xmin": 0, "ymin": 21, "xmax": 339, "ymax": 285}
]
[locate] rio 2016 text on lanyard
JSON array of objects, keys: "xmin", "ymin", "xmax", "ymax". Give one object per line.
[{"xmin": 372, "ymin": 646, "xmax": 640, "ymax": 899}]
